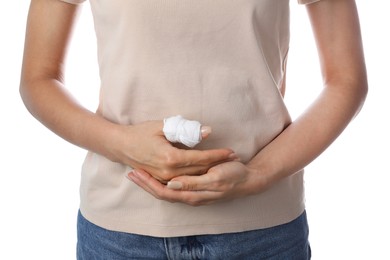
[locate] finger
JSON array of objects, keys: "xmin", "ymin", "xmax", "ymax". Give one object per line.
[
  {"xmin": 127, "ymin": 170, "xmax": 160, "ymax": 199},
  {"xmin": 179, "ymin": 149, "xmax": 238, "ymax": 167},
  {"xmin": 130, "ymin": 169, "xmax": 223, "ymax": 206},
  {"xmin": 167, "ymin": 173, "xmax": 216, "ymax": 192},
  {"xmin": 163, "ymin": 115, "xmax": 202, "ymax": 148},
  {"xmin": 200, "ymin": 126, "xmax": 212, "ymax": 139},
  {"xmin": 178, "ymin": 190, "xmax": 225, "ymax": 206},
  {"xmin": 131, "ymin": 168, "xmax": 182, "ymax": 202}
]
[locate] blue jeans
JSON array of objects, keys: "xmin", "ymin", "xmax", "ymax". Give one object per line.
[{"xmin": 77, "ymin": 211, "xmax": 311, "ymax": 259}]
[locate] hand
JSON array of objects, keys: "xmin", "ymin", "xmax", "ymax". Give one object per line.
[
  {"xmin": 127, "ymin": 161, "xmax": 269, "ymax": 206},
  {"xmin": 112, "ymin": 120, "xmax": 237, "ymax": 183}
]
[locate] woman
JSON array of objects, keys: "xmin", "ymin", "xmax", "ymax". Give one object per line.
[{"xmin": 20, "ymin": 0, "xmax": 367, "ymax": 259}]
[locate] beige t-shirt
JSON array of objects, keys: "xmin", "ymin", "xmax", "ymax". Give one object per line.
[{"xmin": 60, "ymin": 0, "xmax": 319, "ymax": 237}]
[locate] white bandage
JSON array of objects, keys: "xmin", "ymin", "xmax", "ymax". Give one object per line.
[{"xmin": 163, "ymin": 115, "xmax": 202, "ymax": 148}]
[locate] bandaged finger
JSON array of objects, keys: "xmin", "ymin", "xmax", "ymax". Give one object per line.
[{"xmin": 163, "ymin": 115, "xmax": 204, "ymax": 148}]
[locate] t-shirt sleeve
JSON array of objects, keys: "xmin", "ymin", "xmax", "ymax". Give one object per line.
[
  {"xmin": 59, "ymin": 0, "xmax": 85, "ymax": 4},
  {"xmin": 298, "ymin": 0, "xmax": 321, "ymax": 4}
]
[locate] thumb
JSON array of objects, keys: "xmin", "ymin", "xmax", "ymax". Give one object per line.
[
  {"xmin": 166, "ymin": 180, "xmax": 184, "ymax": 190},
  {"xmin": 167, "ymin": 174, "xmax": 211, "ymax": 191}
]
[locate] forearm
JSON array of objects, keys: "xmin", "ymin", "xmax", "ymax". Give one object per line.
[
  {"xmin": 248, "ymin": 79, "xmax": 367, "ymax": 187},
  {"xmin": 20, "ymin": 1, "xmax": 121, "ymax": 159},
  {"xmin": 20, "ymin": 75, "xmax": 237, "ymax": 183},
  {"xmin": 20, "ymin": 78, "xmax": 121, "ymax": 161},
  {"xmin": 247, "ymin": 0, "xmax": 368, "ymax": 189}
]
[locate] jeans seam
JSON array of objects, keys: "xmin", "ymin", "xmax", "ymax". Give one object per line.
[{"xmin": 163, "ymin": 238, "xmax": 172, "ymax": 260}]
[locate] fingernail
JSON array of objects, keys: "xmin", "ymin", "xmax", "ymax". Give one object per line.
[
  {"xmin": 167, "ymin": 181, "xmax": 183, "ymax": 190},
  {"xmin": 128, "ymin": 169, "xmax": 141, "ymax": 178},
  {"xmin": 126, "ymin": 171, "xmax": 134, "ymax": 180},
  {"xmin": 228, "ymin": 153, "xmax": 239, "ymax": 160},
  {"xmin": 200, "ymin": 126, "xmax": 212, "ymax": 139}
]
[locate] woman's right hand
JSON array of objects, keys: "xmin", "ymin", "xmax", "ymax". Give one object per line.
[
  {"xmin": 20, "ymin": 1, "xmax": 235, "ymax": 183},
  {"xmin": 110, "ymin": 120, "xmax": 237, "ymax": 183}
]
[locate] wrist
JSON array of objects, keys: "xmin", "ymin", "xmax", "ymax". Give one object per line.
[
  {"xmin": 246, "ymin": 157, "xmax": 283, "ymax": 194},
  {"xmin": 80, "ymin": 114, "xmax": 128, "ymax": 163},
  {"xmin": 101, "ymin": 123, "xmax": 132, "ymax": 163}
]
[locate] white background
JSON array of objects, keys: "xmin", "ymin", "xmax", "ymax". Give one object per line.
[{"xmin": 1, "ymin": 1, "xmax": 389, "ymax": 259}]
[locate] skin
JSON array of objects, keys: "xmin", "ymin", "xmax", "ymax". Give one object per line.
[
  {"xmin": 20, "ymin": 0, "xmax": 237, "ymax": 184},
  {"xmin": 21, "ymin": 0, "xmax": 367, "ymax": 206}
]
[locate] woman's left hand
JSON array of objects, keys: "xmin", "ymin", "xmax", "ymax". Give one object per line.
[{"xmin": 127, "ymin": 161, "xmax": 269, "ymax": 206}]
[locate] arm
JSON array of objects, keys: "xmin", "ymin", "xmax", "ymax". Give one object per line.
[
  {"xmin": 128, "ymin": 0, "xmax": 368, "ymax": 205},
  {"xmin": 247, "ymin": 0, "xmax": 368, "ymax": 185},
  {"xmin": 20, "ymin": 0, "xmax": 235, "ymax": 182}
]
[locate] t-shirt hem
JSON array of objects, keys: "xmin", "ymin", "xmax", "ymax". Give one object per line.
[
  {"xmin": 298, "ymin": 0, "xmax": 321, "ymax": 5},
  {"xmin": 58, "ymin": 0, "xmax": 85, "ymax": 5},
  {"xmin": 80, "ymin": 202, "xmax": 305, "ymax": 238}
]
